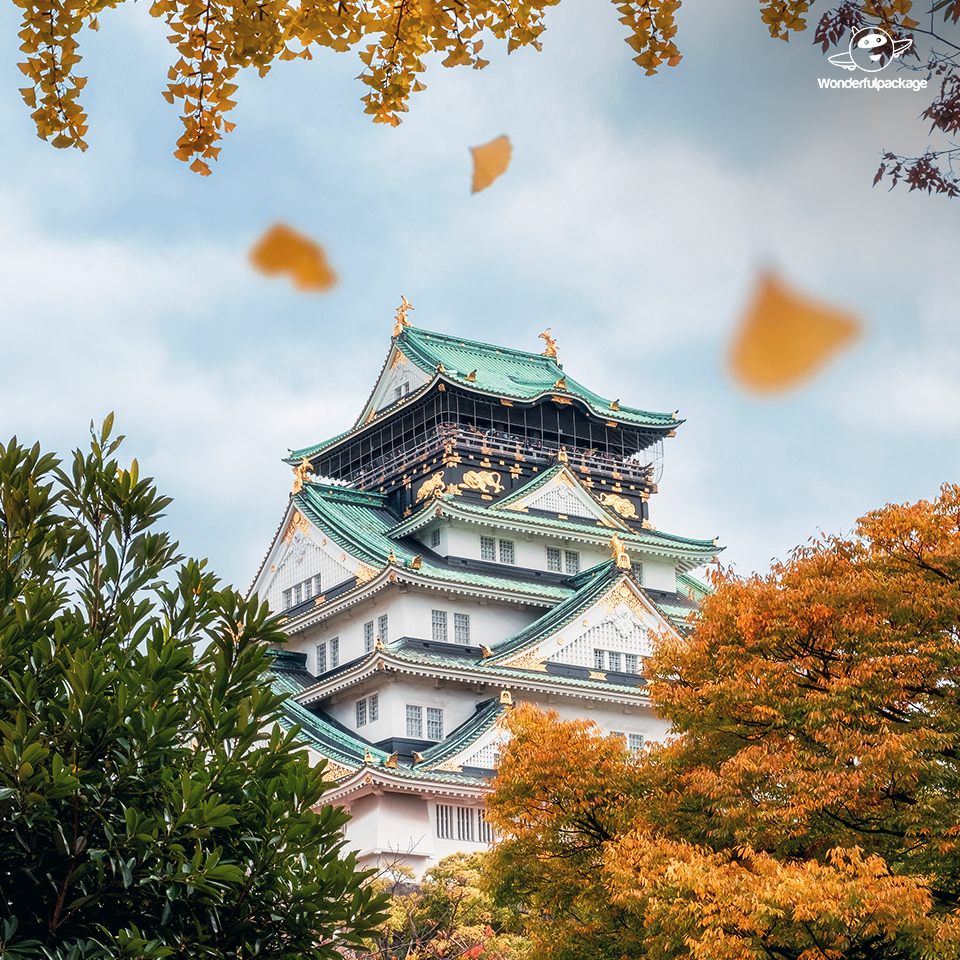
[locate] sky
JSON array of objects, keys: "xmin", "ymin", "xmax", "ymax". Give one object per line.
[{"xmin": 1, "ymin": 0, "xmax": 957, "ymax": 592}]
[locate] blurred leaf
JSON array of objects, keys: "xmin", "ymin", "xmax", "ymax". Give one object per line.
[
  {"xmin": 470, "ymin": 135, "xmax": 512, "ymax": 194},
  {"xmin": 728, "ymin": 270, "xmax": 862, "ymax": 393},
  {"xmin": 250, "ymin": 224, "xmax": 338, "ymax": 293}
]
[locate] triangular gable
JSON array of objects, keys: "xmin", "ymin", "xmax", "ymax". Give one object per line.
[
  {"xmin": 412, "ymin": 698, "xmax": 509, "ymax": 774},
  {"xmin": 356, "ymin": 342, "xmax": 432, "ymax": 425},
  {"xmin": 496, "ymin": 575, "xmax": 676, "ymax": 674},
  {"xmin": 494, "ymin": 464, "xmax": 630, "ymax": 528},
  {"xmin": 251, "ymin": 500, "xmax": 374, "ymax": 615}
]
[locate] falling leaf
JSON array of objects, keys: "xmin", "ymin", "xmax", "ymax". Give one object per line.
[
  {"xmin": 728, "ymin": 271, "xmax": 862, "ymax": 393},
  {"xmin": 249, "ymin": 224, "xmax": 337, "ymax": 292},
  {"xmin": 470, "ymin": 135, "xmax": 512, "ymax": 193}
]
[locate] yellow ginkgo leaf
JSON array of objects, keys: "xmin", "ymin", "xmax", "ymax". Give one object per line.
[
  {"xmin": 728, "ymin": 271, "xmax": 862, "ymax": 393},
  {"xmin": 471, "ymin": 135, "xmax": 512, "ymax": 193},
  {"xmin": 249, "ymin": 224, "xmax": 337, "ymax": 292}
]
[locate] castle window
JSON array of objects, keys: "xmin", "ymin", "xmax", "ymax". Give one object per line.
[
  {"xmin": 364, "ymin": 621, "xmax": 375, "ymax": 653},
  {"xmin": 457, "ymin": 806, "xmax": 475, "ymax": 842},
  {"xmin": 480, "ymin": 536, "xmax": 496, "ymax": 561},
  {"xmin": 432, "ymin": 609, "xmax": 448, "ymax": 642},
  {"xmin": 378, "ymin": 614, "xmax": 389, "ymax": 644},
  {"xmin": 330, "ymin": 637, "xmax": 340, "ymax": 669},
  {"xmin": 628, "ymin": 734, "xmax": 644, "ymax": 752},
  {"xmin": 293, "ymin": 583, "xmax": 303, "ymax": 605},
  {"xmin": 454, "ymin": 613, "xmax": 470, "ymax": 644},
  {"xmin": 369, "ymin": 693, "xmax": 379, "ymax": 722},
  {"xmin": 431, "ymin": 528, "xmax": 441, "ymax": 549},
  {"xmin": 478, "ymin": 810, "xmax": 495, "ymax": 844},
  {"xmin": 625, "ymin": 654, "xmax": 639, "ymax": 674},
  {"xmin": 565, "ymin": 550, "xmax": 580, "ymax": 575},
  {"xmin": 546, "ymin": 547, "xmax": 562, "ymax": 572},
  {"xmin": 406, "ymin": 705, "xmax": 423, "ymax": 738},
  {"xmin": 499, "ymin": 540, "xmax": 515, "ymax": 565},
  {"xmin": 594, "ymin": 649, "xmax": 605, "ymax": 671},
  {"xmin": 316, "ymin": 642, "xmax": 326, "ymax": 674},
  {"xmin": 283, "ymin": 589, "xmax": 293, "ymax": 610},
  {"xmin": 426, "ymin": 707, "xmax": 444, "ymax": 740},
  {"xmin": 631, "ymin": 562, "xmax": 643, "ymax": 583},
  {"xmin": 394, "ymin": 382, "xmax": 410, "ymax": 400},
  {"xmin": 436, "ymin": 804, "xmax": 454, "ymax": 839},
  {"xmin": 608, "ymin": 651, "xmax": 622, "ymax": 673},
  {"xmin": 356, "ymin": 699, "xmax": 367, "ymax": 727}
]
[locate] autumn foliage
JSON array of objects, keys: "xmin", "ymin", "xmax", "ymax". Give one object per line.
[{"xmin": 486, "ymin": 484, "xmax": 960, "ymax": 959}]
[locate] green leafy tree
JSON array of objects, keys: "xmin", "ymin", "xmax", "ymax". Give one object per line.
[
  {"xmin": 486, "ymin": 484, "xmax": 960, "ymax": 959},
  {"xmin": 0, "ymin": 418, "xmax": 388, "ymax": 959}
]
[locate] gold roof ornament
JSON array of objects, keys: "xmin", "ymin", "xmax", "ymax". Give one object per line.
[
  {"xmin": 481, "ymin": 645, "xmax": 494, "ymax": 658},
  {"xmin": 499, "ymin": 690, "xmax": 513, "ymax": 705},
  {"xmin": 385, "ymin": 752, "xmax": 399, "ymax": 769},
  {"xmin": 553, "ymin": 377, "xmax": 567, "ymax": 391},
  {"xmin": 387, "ymin": 549, "xmax": 397, "ymax": 564},
  {"xmin": 410, "ymin": 555, "xmax": 422, "ymax": 569},
  {"xmin": 292, "ymin": 456, "xmax": 314, "ymax": 494},
  {"xmin": 609, "ymin": 399, "xmax": 620, "ymax": 411},
  {"xmin": 364, "ymin": 748, "xmax": 373, "ymax": 763},
  {"xmin": 465, "ymin": 370, "xmax": 477, "ymax": 382},
  {"xmin": 610, "ymin": 534, "xmax": 632, "ymax": 570},
  {"xmin": 539, "ymin": 328, "xmax": 558, "ymax": 359},
  {"xmin": 393, "ymin": 296, "xmax": 414, "ymax": 337},
  {"xmin": 413, "ymin": 751, "xmax": 424, "ymax": 763},
  {"xmin": 557, "ymin": 446, "xmax": 568, "ymax": 463},
  {"xmin": 375, "ymin": 638, "xmax": 385, "ymax": 652}
]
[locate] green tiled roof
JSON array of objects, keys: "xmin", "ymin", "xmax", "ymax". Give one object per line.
[
  {"xmin": 413, "ymin": 698, "xmax": 506, "ymax": 769},
  {"xmin": 396, "ymin": 328, "xmax": 679, "ymax": 429},
  {"xmin": 290, "ymin": 482, "xmax": 573, "ymax": 606},
  {"xmin": 486, "ymin": 561, "xmax": 624, "ymax": 661}
]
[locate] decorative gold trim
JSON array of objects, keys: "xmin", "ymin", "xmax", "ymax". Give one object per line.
[
  {"xmin": 589, "ymin": 670, "xmax": 606, "ymax": 680},
  {"xmin": 597, "ymin": 514, "xmax": 618, "ymax": 528},
  {"xmin": 499, "ymin": 690, "xmax": 513, "ymax": 705},
  {"xmin": 605, "ymin": 420, "xmax": 617, "ymax": 428},
  {"xmin": 393, "ymin": 295, "xmax": 414, "ymax": 337},
  {"xmin": 364, "ymin": 749, "xmax": 373, "ymax": 763},
  {"xmin": 539, "ymin": 328, "xmax": 558, "ymax": 359},
  {"xmin": 413, "ymin": 751, "xmax": 424, "ymax": 763},
  {"xmin": 355, "ymin": 563, "xmax": 378, "ymax": 583},
  {"xmin": 283, "ymin": 510, "xmax": 311, "ymax": 544},
  {"xmin": 385, "ymin": 752, "xmax": 399, "ymax": 769},
  {"xmin": 459, "ymin": 470, "xmax": 504, "ymax": 494},
  {"xmin": 438, "ymin": 383, "xmax": 445, "ymax": 391},
  {"xmin": 553, "ymin": 378, "xmax": 567, "ymax": 391},
  {"xmin": 314, "ymin": 594, "xmax": 326, "ymax": 606},
  {"xmin": 504, "ymin": 502, "xmax": 528, "ymax": 512},
  {"xmin": 292, "ymin": 457, "xmax": 314, "ymax": 494},
  {"xmin": 557, "ymin": 446, "xmax": 568, "ymax": 463},
  {"xmin": 509, "ymin": 463, "xmax": 522, "ymax": 479},
  {"xmin": 416, "ymin": 470, "xmax": 446, "ymax": 503},
  {"xmin": 552, "ymin": 396, "xmax": 572, "ymax": 404},
  {"xmin": 432, "ymin": 758, "xmax": 464, "ymax": 772},
  {"xmin": 322, "ymin": 760, "xmax": 354, "ymax": 781},
  {"xmin": 465, "ymin": 370, "xmax": 477, "ymax": 382},
  {"xmin": 504, "ymin": 649, "xmax": 548, "ymax": 671},
  {"xmin": 375, "ymin": 639, "xmax": 385, "ymax": 652},
  {"xmin": 482, "ymin": 646, "xmax": 494, "ymax": 657},
  {"xmin": 609, "ymin": 399, "xmax": 620, "ymax": 411},
  {"xmin": 410, "ymin": 555, "xmax": 422, "ymax": 569},
  {"xmin": 601, "ymin": 581, "xmax": 647, "ymax": 619},
  {"xmin": 390, "ymin": 349, "xmax": 408, "ymax": 370},
  {"xmin": 500, "ymin": 398, "xmax": 513, "ymax": 406},
  {"xmin": 610, "ymin": 534, "xmax": 632, "ymax": 570}
]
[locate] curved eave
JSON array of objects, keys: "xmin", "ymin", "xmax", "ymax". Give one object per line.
[
  {"xmin": 320, "ymin": 766, "xmax": 489, "ymax": 804},
  {"xmin": 293, "ymin": 647, "xmax": 651, "ymax": 708},
  {"xmin": 387, "ymin": 498, "xmax": 719, "ymax": 572},
  {"xmin": 288, "ymin": 371, "xmax": 682, "ymax": 466},
  {"xmin": 281, "ymin": 562, "xmax": 569, "ymax": 636}
]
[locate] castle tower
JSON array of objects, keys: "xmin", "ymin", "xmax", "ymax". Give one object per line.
[{"xmin": 251, "ymin": 307, "xmax": 720, "ymax": 874}]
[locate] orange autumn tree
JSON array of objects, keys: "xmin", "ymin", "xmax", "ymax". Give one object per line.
[{"xmin": 485, "ymin": 483, "xmax": 960, "ymax": 960}]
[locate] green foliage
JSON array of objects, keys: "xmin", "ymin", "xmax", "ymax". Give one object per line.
[
  {"xmin": 0, "ymin": 419, "xmax": 388, "ymax": 959},
  {"xmin": 343, "ymin": 852, "xmax": 528, "ymax": 959}
]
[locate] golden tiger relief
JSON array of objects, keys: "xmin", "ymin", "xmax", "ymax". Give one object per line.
[
  {"xmin": 416, "ymin": 470, "xmax": 446, "ymax": 502},
  {"xmin": 596, "ymin": 492, "xmax": 638, "ymax": 519},
  {"xmin": 459, "ymin": 470, "xmax": 504, "ymax": 494}
]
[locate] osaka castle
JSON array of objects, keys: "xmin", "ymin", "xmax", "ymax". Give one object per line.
[{"xmin": 251, "ymin": 301, "xmax": 721, "ymax": 875}]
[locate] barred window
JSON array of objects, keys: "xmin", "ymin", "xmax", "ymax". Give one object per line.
[
  {"xmin": 628, "ymin": 734, "xmax": 644, "ymax": 752},
  {"xmin": 378, "ymin": 614, "xmax": 389, "ymax": 644},
  {"xmin": 330, "ymin": 637, "xmax": 340, "ymax": 669},
  {"xmin": 364, "ymin": 621, "xmax": 375, "ymax": 653},
  {"xmin": 406, "ymin": 705, "xmax": 423, "ymax": 738},
  {"xmin": 283, "ymin": 589, "xmax": 293, "ymax": 610},
  {"xmin": 356, "ymin": 699, "xmax": 367, "ymax": 727},
  {"xmin": 436, "ymin": 804, "xmax": 454, "ymax": 839},
  {"xmin": 431, "ymin": 609, "xmax": 448, "ymax": 642},
  {"xmin": 480, "ymin": 536, "xmax": 496, "ymax": 561},
  {"xmin": 546, "ymin": 547, "xmax": 562, "ymax": 572},
  {"xmin": 457, "ymin": 806, "xmax": 475, "ymax": 842},
  {"xmin": 611, "ymin": 731, "xmax": 626, "ymax": 742},
  {"xmin": 478, "ymin": 810, "xmax": 495, "ymax": 844},
  {"xmin": 431, "ymin": 528, "xmax": 441, "ymax": 548},
  {"xmin": 631, "ymin": 562, "xmax": 643, "ymax": 583},
  {"xmin": 564, "ymin": 550, "xmax": 580, "ymax": 575},
  {"xmin": 454, "ymin": 613, "xmax": 470, "ymax": 644},
  {"xmin": 313, "ymin": 574, "xmax": 322, "ymax": 596},
  {"xmin": 426, "ymin": 707, "xmax": 443, "ymax": 740},
  {"xmin": 608, "ymin": 651, "xmax": 622, "ymax": 673},
  {"xmin": 625, "ymin": 653, "xmax": 639, "ymax": 674},
  {"xmin": 316, "ymin": 642, "xmax": 326, "ymax": 674},
  {"xmin": 594, "ymin": 649, "xmax": 605, "ymax": 671},
  {"xmin": 369, "ymin": 693, "xmax": 379, "ymax": 722},
  {"xmin": 394, "ymin": 382, "xmax": 410, "ymax": 399},
  {"xmin": 293, "ymin": 583, "xmax": 303, "ymax": 605},
  {"xmin": 499, "ymin": 540, "xmax": 515, "ymax": 565}
]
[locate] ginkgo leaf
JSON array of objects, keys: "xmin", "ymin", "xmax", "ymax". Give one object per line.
[
  {"xmin": 728, "ymin": 271, "xmax": 862, "ymax": 393},
  {"xmin": 249, "ymin": 224, "xmax": 337, "ymax": 292},
  {"xmin": 470, "ymin": 135, "xmax": 512, "ymax": 193}
]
